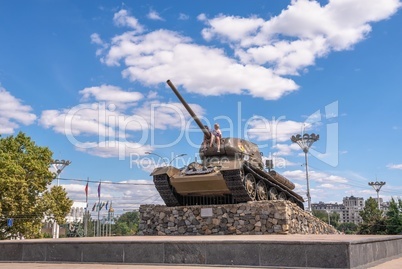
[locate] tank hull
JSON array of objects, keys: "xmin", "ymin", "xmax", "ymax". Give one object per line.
[{"xmin": 152, "ymin": 161, "xmax": 304, "ymax": 209}]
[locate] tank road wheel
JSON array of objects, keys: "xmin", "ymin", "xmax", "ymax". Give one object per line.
[
  {"xmin": 268, "ymin": 187, "xmax": 278, "ymax": 200},
  {"xmin": 244, "ymin": 173, "xmax": 256, "ymax": 200},
  {"xmin": 256, "ymin": 180, "xmax": 268, "ymax": 201},
  {"xmin": 278, "ymin": 192, "xmax": 287, "ymax": 200}
]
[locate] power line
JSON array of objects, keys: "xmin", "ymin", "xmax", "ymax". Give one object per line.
[{"xmin": 57, "ymin": 177, "xmax": 154, "ymax": 185}]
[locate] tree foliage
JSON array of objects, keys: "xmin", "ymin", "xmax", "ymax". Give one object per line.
[
  {"xmin": 337, "ymin": 222, "xmax": 358, "ymax": 234},
  {"xmin": 358, "ymin": 197, "xmax": 386, "ymax": 235},
  {"xmin": 112, "ymin": 211, "xmax": 139, "ymax": 236},
  {"xmin": 0, "ymin": 132, "xmax": 73, "ymax": 239},
  {"xmin": 385, "ymin": 197, "xmax": 402, "ymax": 235},
  {"xmin": 312, "ymin": 210, "xmax": 340, "ymax": 228}
]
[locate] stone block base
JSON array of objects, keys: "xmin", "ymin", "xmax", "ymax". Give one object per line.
[{"xmin": 138, "ymin": 200, "xmax": 338, "ymax": 235}]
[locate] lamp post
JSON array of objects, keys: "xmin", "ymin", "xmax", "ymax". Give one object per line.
[
  {"xmin": 291, "ymin": 133, "xmax": 319, "ymax": 212},
  {"xmin": 326, "ymin": 210, "xmax": 331, "ymax": 225},
  {"xmin": 368, "ymin": 181, "xmax": 386, "ymax": 210},
  {"xmin": 50, "ymin": 159, "xmax": 71, "ymax": 239},
  {"xmin": 145, "ymin": 152, "xmax": 187, "ymax": 166},
  {"xmin": 145, "ymin": 152, "xmax": 168, "ymax": 166},
  {"xmin": 51, "ymin": 159, "xmax": 71, "ymax": 186},
  {"xmin": 169, "ymin": 154, "xmax": 187, "ymax": 165}
]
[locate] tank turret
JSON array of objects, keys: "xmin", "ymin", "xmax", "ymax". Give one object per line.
[{"xmin": 150, "ymin": 80, "xmax": 305, "ymax": 209}]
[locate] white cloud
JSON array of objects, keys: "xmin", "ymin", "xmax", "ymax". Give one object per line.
[
  {"xmin": 282, "ymin": 169, "xmax": 348, "ymax": 183},
  {"xmin": 96, "ymin": 12, "xmax": 298, "ymax": 100},
  {"xmin": 39, "ymin": 85, "xmax": 205, "ymax": 158},
  {"xmin": 62, "ymin": 179, "xmax": 163, "ymax": 215},
  {"xmin": 201, "ymin": 15, "xmax": 264, "ymax": 42},
  {"xmin": 317, "ymin": 183, "xmax": 349, "ymax": 190},
  {"xmin": 272, "ymin": 143, "xmax": 301, "ymax": 156},
  {"xmin": 75, "ymin": 140, "xmax": 153, "ymax": 158},
  {"xmin": 246, "ymin": 118, "xmax": 307, "ymax": 142},
  {"xmin": 90, "ymin": 33, "xmax": 103, "ymax": 45},
  {"xmin": 91, "ymin": 2, "xmax": 401, "ymax": 100},
  {"xmin": 200, "ymin": 0, "xmax": 401, "ymax": 75},
  {"xmin": 79, "ymin": 85, "xmax": 143, "ymax": 103},
  {"xmin": 179, "ymin": 13, "xmax": 189, "ymax": 20},
  {"xmin": 147, "ymin": 10, "xmax": 164, "ymax": 21},
  {"xmin": 113, "ymin": 9, "xmax": 144, "ymax": 34},
  {"xmin": 387, "ymin": 163, "xmax": 402, "ymax": 170},
  {"xmin": 0, "ymin": 87, "xmax": 37, "ymax": 134},
  {"xmin": 90, "ymin": 33, "xmax": 109, "ymax": 56},
  {"xmin": 132, "ymin": 100, "xmax": 204, "ymax": 130}
]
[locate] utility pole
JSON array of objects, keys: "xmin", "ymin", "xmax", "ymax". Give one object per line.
[
  {"xmin": 108, "ymin": 201, "xmax": 114, "ymax": 237},
  {"xmin": 84, "ymin": 178, "xmax": 89, "ymax": 237},
  {"xmin": 368, "ymin": 181, "xmax": 386, "ymax": 210},
  {"xmin": 97, "ymin": 180, "xmax": 101, "ymax": 237},
  {"xmin": 291, "ymin": 133, "xmax": 319, "ymax": 211},
  {"xmin": 51, "ymin": 159, "xmax": 71, "ymax": 239}
]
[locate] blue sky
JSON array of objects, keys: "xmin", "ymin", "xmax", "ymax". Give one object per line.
[{"xmin": 1, "ymin": 0, "xmax": 402, "ymax": 217}]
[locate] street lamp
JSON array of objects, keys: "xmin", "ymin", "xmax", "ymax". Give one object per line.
[
  {"xmin": 169, "ymin": 154, "xmax": 187, "ymax": 165},
  {"xmin": 145, "ymin": 152, "xmax": 168, "ymax": 166},
  {"xmin": 326, "ymin": 210, "xmax": 331, "ymax": 225},
  {"xmin": 50, "ymin": 159, "xmax": 71, "ymax": 239},
  {"xmin": 368, "ymin": 181, "xmax": 386, "ymax": 210},
  {"xmin": 291, "ymin": 133, "xmax": 319, "ymax": 211},
  {"xmin": 51, "ymin": 159, "xmax": 71, "ymax": 186}
]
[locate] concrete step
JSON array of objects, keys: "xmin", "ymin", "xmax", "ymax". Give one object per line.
[{"xmin": 0, "ymin": 235, "xmax": 401, "ymax": 268}]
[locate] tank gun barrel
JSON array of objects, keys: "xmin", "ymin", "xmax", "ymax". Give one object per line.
[{"xmin": 167, "ymin": 80, "xmax": 211, "ymax": 139}]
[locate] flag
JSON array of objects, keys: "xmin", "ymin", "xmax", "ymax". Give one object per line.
[
  {"xmin": 97, "ymin": 182, "xmax": 101, "ymax": 197},
  {"xmin": 85, "ymin": 182, "xmax": 88, "ymax": 197},
  {"xmin": 105, "ymin": 201, "xmax": 109, "ymax": 210},
  {"xmin": 92, "ymin": 203, "xmax": 97, "ymax": 211},
  {"xmin": 100, "ymin": 202, "xmax": 105, "ymax": 210}
]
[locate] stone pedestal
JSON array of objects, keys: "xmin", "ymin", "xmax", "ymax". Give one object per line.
[{"xmin": 138, "ymin": 200, "xmax": 339, "ymax": 235}]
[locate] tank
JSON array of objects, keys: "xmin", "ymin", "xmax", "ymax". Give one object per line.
[{"xmin": 150, "ymin": 80, "xmax": 304, "ymax": 209}]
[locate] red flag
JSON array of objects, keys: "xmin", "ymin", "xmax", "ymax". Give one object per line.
[
  {"xmin": 98, "ymin": 182, "xmax": 101, "ymax": 197},
  {"xmin": 85, "ymin": 182, "xmax": 88, "ymax": 197}
]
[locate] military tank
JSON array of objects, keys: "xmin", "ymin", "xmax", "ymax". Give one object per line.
[{"xmin": 151, "ymin": 80, "xmax": 304, "ymax": 209}]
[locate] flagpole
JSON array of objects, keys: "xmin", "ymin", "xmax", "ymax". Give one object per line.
[
  {"xmin": 109, "ymin": 201, "xmax": 113, "ymax": 237},
  {"xmin": 97, "ymin": 180, "xmax": 101, "ymax": 237},
  {"xmin": 84, "ymin": 177, "xmax": 89, "ymax": 237}
]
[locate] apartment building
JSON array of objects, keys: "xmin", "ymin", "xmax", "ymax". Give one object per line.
[{"xmin": 312, "ymin": 196, "xmax": 365, "ymax": 224}]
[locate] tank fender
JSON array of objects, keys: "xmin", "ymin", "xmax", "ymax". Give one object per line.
[{"xmin": 150, "ymin": 166, "xmax": 181, "ymax": 177}]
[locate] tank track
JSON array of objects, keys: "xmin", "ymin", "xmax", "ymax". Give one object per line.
[
  {"xmin": 243, "ymin": 163, "xmax": 305, "ymax": 209},
  {"xmin": 220, "ymin": 169, "xmax": 252, "ymax": 203},
  {"xmin": 153, "ymin": 174, "xmax": 180, "ymax": 207},
  {"xmin": 221, "ymin": 163, "xmax": 304, "ymax": 209}
]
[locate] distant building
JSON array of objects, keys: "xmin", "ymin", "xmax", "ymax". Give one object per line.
[
  {"xmin": 65, "ymin": 201, "xmax": 87, "ymax": 223},
  {"xmin": 312, "ymin": 196, "xmax": 365, "ymax": 224},
  {"xmin": 342, "ymin": 196, "xmax": 364, "ymax": 224}
]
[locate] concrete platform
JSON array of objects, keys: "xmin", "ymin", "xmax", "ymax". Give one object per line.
[{"xmin": 0, "ymin": 235, "xmax": 401, "ymax": 268}]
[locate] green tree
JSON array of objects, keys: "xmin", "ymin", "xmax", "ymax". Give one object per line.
[
  {"xmin": 385, "ymin": 197, "xmax": 402, "ymax": 235},
  {"xmin": 112, "ymin": 211, "xmax": 139, "ymax": 236},
  {"xmin": 312, "ymin": 209, "xmax": 327, "ymax": 222},
  {"xmin": 0, "ymin": 132, "xmax": 73, "ymax": 239},
  {"xmin": 329, "ymin": 212, "xmax": 340, "ymax": 228},
  {"xmin": 312, "ymin": 210, "xmax": 339, "ymax": 227},
  {"xmin": 358, "ymin": 197, "xmax": 386, "ymax": 235},
  {"xmin": 337, "ymin": 222, "xmax": 358, "ymax": 234},
  {"xmin": 42, "ymin": 185, "xmax": 73, "ymax": 224}
]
